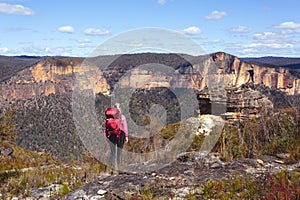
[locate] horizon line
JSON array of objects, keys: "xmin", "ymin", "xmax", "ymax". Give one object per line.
[{"xmin": 1, "ymin": 51, "xmax": 300, "ymax": 59}]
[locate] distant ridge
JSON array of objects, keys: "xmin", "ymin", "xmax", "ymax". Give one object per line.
[
  {"xmin": 241, "ymin": 56, "xmax": 300, "ymax": 68},
  {"xmin": 15, "ymin": 55, "xmax": 42, "ymax": 59},
  {"xmin": 0, "ymin": 55, "xmax": 41, "ymax": 82},
  {"xmin": 1, "ymin": 52, "xmax": 300, "ymax": 82}
]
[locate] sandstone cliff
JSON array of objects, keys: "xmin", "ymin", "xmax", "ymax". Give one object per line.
[
  {"xmin": 99, "ymin": 52, "xmax": 300, "ymax": 95},
  {"xmin": 0, "ymin": 57, "xmax": 110, "ymax": 102},
  {"xmin": 1, "ymin": 52, "xmax": 299, "ymax": 103},
  {"xmin": 1, "ymin": 52, "xmax": 299, "ymax": 120},
  {"xmin": 209, "ymin": 52, "xmax": 300, "ymax": 95}
]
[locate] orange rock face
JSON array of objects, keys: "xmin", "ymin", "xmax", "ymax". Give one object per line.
[
  {"xmin": 1, "ymin": 58, "xmax": 110, "ymax": 101},
  {"xmin": 209, "ymin": 52, "xmax": 299, "ymax": 95},
  {"xmin": 1, "ymin": 53, "xmax": 299, "ymax": 103}
]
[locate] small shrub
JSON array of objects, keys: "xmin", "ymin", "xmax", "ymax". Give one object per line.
[
  {"xmin": 198, "ymin": 176, "xmax": 261, "ymax": 199},
  {"xmin": 140, "ymin": 186, "xmax": 154, "ymax": 200},
  {"xmin": 60, "ymin": 183, "xmax": 70, "ymax": 196},
  {"xmin": 265, "ymin": 170, "xmax": 300, "ymax": 200},
  {"xmin": 185, "ymin": 192, "xmax": 197, "ymax": 200},
  {"xmin": 161, "ymin": 122, "xmax": 180, "ymax": 140},
  {"xmin": 187, "ymin": 134, "xmax": 205, "ymax": 151}
]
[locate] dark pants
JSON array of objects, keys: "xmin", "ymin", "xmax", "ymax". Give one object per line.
[{"xmin": 107, "ymin": 131, "xmax": 125, "ymax": 168}]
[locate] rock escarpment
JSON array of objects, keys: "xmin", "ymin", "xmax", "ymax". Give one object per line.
[
  {"xmin": 1, "ymin": 52, "xmax": 299, "ymax": 103},
  {"xmin": 210, "ymin": 52, "xmax": 300, "ymax": 95},
  {"xmin": 0, "ymin": 57, "xmax": 110, "ymax": 102}
]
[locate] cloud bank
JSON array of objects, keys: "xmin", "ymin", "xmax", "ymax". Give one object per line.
[{"xmin": 0, "ymin": 3, "xmax": 34, "ymax": 15}]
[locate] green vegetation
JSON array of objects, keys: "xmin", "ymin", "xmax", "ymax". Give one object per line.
[
  {"xmin": 60, "ymin": 183, "xmax": 71, "ymax": 196},
  {"xmin": 161, "ymin": 122, "xmax": 180, "ymax": 140},
  {"xmin": 126, "ymin": 106, "xmax": 299, "ymax": 164},
  {"xmin": 140, "ymin": 186, "xmax": 154, "ymax": 200},
  {"xmin": 213, "ymin": 107, "xmax": 300, "ymax": 163},
  {"xmin": 126, "ymin": 170, "xmax": 300, "ymax": 199},
  {"xmin": 265, "ymin": 170, "xmax": 300, "ymax": 200},
  {"xmin": 187, "ymin": 134, "xmax": 205, "ymax": 151},
  {"xmin": 0, "ymin": 154, "xmax": 105, "ymax": 199},
  {"xmin": 0, "ymin": 110, "xmax": 16, "ymax": 143},
  {"xmin": 198, "ymin": 176, "xmax": 260, "ymax": 199},
  {"xmin": 0, "ymin": 111, "xmax": 106, "ymax": 199},
  {"xmin": 1, "ymin": 91, "xmax": 299, "ymax": 198},
  {"xmin": 183, "ymin": 170, "xmax": 300, "ymax": 200}
]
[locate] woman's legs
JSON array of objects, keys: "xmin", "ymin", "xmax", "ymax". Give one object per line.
[
  {"xmin": 108, "ymin": 134, "xmax": 118, "ymax": 168},
  {"xmin": 117, "ymin": 131, "xmax": 125, "ymax": 166}
]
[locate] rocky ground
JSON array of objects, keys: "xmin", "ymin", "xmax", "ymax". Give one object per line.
[{"xmin": 59, "ymin": 152, "xmax": 300, "ymax": 200}]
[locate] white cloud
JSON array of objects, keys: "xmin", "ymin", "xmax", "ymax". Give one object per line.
[
  {"xmin": 229, "ymin": 26, "xmax": 250, "ymax": 33},
  {"xmin": 0, "ymin": 47, "xmax": 9, "ymax": 53},
  {"xmin": 227, "ymin": 42, "xmax": 294, "ymax": 56},
  {"xmin": 182, "ymin": 26, "xmax": 202, "ymax": 35},
  {"xmin": 273, "ymin": 21, "xmax": 300, "ymax": 34},
  {"xmin": 248, "ymin": 43, "xmax": 293, "ymax": 49},
  {"xmin": 84, "ymin": 28, "xmax": 110, "ymax": 36},
  {"xmin": 253, "ymin": 32, "xmax": 288, "ymax": 42},
  {"xmin": 253, "ymin": 32, "xmax": 276, "ymax": 40},
  {"xmin": 288, "ymin": 39, "xmax": 300, "ymax": 44},
  {"xmin": 205, "ymin": 10, "xmax": 227, "ymax": 20},
  {"xmin": 58, "ymin": 26, "xmax": 74, "ymax": 33},
  {"xmin": 223, "ymin": 40, "xmax": 297, "ymax": 57},
  {"xmin": 0, "ymin": 3, "xmax": 34, "ymax": 15},
  {"xmin": 78, "ymin": 43, "xmax": 95, "ymax": 48},
  {"xmin": 77, "ymin": 38, "xmax": 94, "ymax": 48},
  {"xmin": 222, "ymin": 31, "xmax": 297, "ymax": 56},
  {"xmin": 211, "ymin": 39, "xmax": 223, "ymax": 44},
  {"xmin": 274, "ymin": 21, "xmax": 300, "ymax": 29},
  {"xmin": 23, "ymin": 45, "xmax": 72, "ymax": 56},
  {"xmin": 157, "ymin": 0, "xmax": 166, "ymax": 5},
  {"xmin": 77, "ymin": 38, "xmax": 91, "ymax": 43}
]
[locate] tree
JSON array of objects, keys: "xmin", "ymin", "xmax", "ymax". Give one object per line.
[{"xmin": 0, "ymin": 110, "xmax": 16, "ymax": 143}]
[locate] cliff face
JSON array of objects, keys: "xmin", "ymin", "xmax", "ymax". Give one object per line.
[
  {"xmin": 104, "ymin": 52, "xmax": 296, "ymax": 119},
  {"xmin": 208, "ymin": 52, "xmax": 299, "ymax": 95},
  {"xmin": 1, "ymin": 53, "xmax": 299, "ymax": 103},
  {"xmin": 1, "ymin": 57, "xmax": 110, "ymax": 102},
  {"xmin": 114, "ymin": 52, "xmax": 299, "ymax": 95}
]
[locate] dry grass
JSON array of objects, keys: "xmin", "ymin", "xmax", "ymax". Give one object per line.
[
  {"xmin": 0, "ymin": 111, "xmax": 105, "ymax": 198},
  {"xmin": 0, "ymin": 151, "xmax": 105, "ymax": 199},
  {"xmin": 213, "ymin": 108, "xmax": 300, "ymax": 163}
]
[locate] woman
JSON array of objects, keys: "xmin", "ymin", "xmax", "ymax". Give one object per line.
[{"xmin": 105, "ymin": 103, "xmax": 128, "ymax": 168}]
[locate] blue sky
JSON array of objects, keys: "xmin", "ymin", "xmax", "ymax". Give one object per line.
[{"xmin": 0, "ymin": 0, "xmax": 300, "ymax": 57}]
